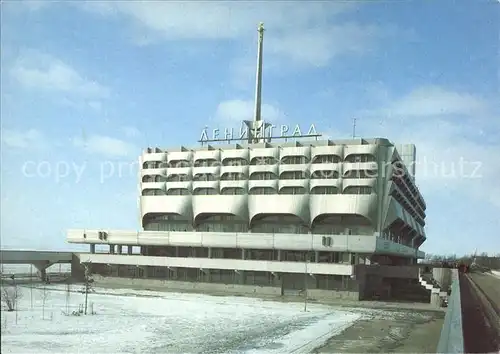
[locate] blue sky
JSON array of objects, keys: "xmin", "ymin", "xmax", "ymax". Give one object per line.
[{"xmin": 1, "ymin": 0, "xmax": 499, "ymax": 256}]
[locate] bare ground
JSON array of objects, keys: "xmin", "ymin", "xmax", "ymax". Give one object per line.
[{"xmin": 313, "ymin": 308, "xmax": 444, "ymax": 353}]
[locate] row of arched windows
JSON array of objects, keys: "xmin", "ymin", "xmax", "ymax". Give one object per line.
[
  {"xmin": 142, "ymin": 186, "xmax": 373, "ymax": 196},
  {"xmin": 142, "ymin": 169, "xmax": 379, "ymax": 183},
  {"xmin": 142, "ymin": 213, "xmax": 374, "ymax": 236},
  {"xmin": 142, "ymin": 153, "xmax": 376, "ymax": 169}
]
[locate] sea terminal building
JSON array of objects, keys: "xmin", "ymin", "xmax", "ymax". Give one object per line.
[{"xmin": 67, "ymin": 135, "xmax": 427, "ymax": 301}]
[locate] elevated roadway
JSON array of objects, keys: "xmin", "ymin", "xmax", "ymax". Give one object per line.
[
  {"xmin": 0, "ymin": 249, "xmax": 75, "ymax": 281},
  {"xmin": 0, "ymin": 250, "xmax": 73, "ymax": 264}
]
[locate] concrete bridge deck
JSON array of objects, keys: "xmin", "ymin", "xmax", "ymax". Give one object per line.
[
  {"xmin": 0, "ymin": 249, "xmax": 78, "ymax": 281},
  {"xmin": 0, "ymin": 250, "xmax": 73, "ymax": 264}
]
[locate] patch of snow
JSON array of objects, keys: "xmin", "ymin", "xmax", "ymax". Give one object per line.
[{"xmin": 1, "ymin": 285, "xmax": 361, "ymax": 353}]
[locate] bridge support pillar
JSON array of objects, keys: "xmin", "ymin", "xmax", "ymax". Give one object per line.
[
  {"xmin": 127, "ymin": 246, "xmax": 133, "ymax": 255},
  {"xmin": 117, "ymin": 245, "xmax": 123, "ymax": 255},
  {"xmin": 90, "ymin": 244, "xmax": 95, "ymax": 254},
  {"xmin": 39, "ymin": 268, "xmax": 47, "ymax": 282},
  {"xmin": 33, "ymin": 261, "xmax": 52, "ymax": 282},
  {"xmin": 71, "ymin": 254, "xmax": 85, "ymax": 282}
]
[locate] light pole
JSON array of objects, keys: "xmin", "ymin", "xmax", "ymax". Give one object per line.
[
  {"xmin": 304, "ymin": 257, "xmax": 308, "ymax": 312},
  {"xmin": 83, "ymin": 263, "xmax": 90, "ymax": 315},
  {"xmin": 30, "ymin": 264, "xmax": 33, "ymax": 309}
]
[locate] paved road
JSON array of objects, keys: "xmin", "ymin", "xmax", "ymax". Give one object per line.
[
  {"xmin": 469, "ymin": 272, "xmax": 500, "ymax": 310},
  {"xmin": 461, "ymin": 272, "xmax": 500, "ymax": 353}
]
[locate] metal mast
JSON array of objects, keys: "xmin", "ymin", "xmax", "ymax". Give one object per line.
[
  {"xmin": 246, "ymin": 22, "xmax": 270, "ymax": 144},
  {"xmin": 253, "ymin": 22, "xmax": 265, "ymax": 124}
]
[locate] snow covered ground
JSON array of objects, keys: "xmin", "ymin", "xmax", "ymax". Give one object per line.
[
  {"xmin": 1, "ymin": 285, "xmax": 361, "ymax": 353},
  {"xmin": 491, "ymin": 270, "xmax": 500, "ymax": 279}
]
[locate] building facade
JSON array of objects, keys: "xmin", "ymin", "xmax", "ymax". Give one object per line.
[{"xmin": 68, "ymin": 137, "xmax": 427, "ymax": 300}]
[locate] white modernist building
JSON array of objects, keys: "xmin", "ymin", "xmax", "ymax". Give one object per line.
[
  {"xmin": 67, "ymin": 137, "xmax": 427, "ymax": 300},
  {"xmin": 66, "ymin": 23, "xmax": 427, "ymax": 300}
]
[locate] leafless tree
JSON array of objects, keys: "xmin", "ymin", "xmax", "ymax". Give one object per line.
[
  {"xmin": 82, "ymin": 262, "xmax": 94, "ymax": 315},
  {"xmin": 1, "ymin": 284, "xmax": 22, "ymax": 312},
  {"xmin": 41, "ymin": 286, "xmax": 50, "ymax": 319},
  {"xmin": 427, "ymin": 252, "xmax": 500, "ymax": 270},
  {"xmin": 65, "ymin": 281, "xmax": 71, "ymax": 314}
]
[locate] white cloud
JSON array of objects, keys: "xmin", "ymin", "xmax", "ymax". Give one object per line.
[
  {"xmin": 267, "ymin": 23, "xmax": 386, "ymax": 67},
  {"xmin": 215, "ymin": 99, "xmax": 285, "ymax": 123},
  {"xmin": 78, "ymin": 2, "xmax": 391, "ymax": 68},
  {"xmin": 1, "ymin": 129, "xmax": 138, "ymax": 158},
  {"xmin": 355, "ymin": 86, "xmax": 500, "ymax": 210},
  {"xmin": 78, "ymin": 2, "xmax": 356, "ymax": 40},
  {"xmin": 1, "ymin": 129, "xmax": 49, "ymax": 149},
  {"xmin": 10, "ymin": 51, "xmax": 110, "ymax": 99},
  {"xmin": 73, "ymin": 134, "xmax": 137, "ymax": 158},
  {"xmin": 377, "ymin": 86, "xmax": 489, "ymax": 118}
]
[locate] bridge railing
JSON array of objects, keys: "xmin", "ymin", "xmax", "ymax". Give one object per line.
[{"xmin": 436, "ymin": 269, "xmax": 464, "ymax": 353}]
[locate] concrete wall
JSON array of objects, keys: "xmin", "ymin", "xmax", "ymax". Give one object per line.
[
  {"xmin": 78, "ymin": 253, "xmax": 354, "ymax": 276},
  {"xmin": 69, "ymin": 230, "xmax": 379, "ymax": 253},
  {"xmin": 355, "ymin": 264, "xmax": 420, "ymax": 300},
  {"xmin": 308, "ymin": 289, "xmax": 359, "ymax": 301},
  {"xmin": 437, "ymin": 269, "xmax": 464, "ymax": 353},
  {"xmin": 356, "ymin": 264, "xmax": 419, "ymax": 279},
  {"xmin": 91, "ymin": 275, "xmax": 359, "ymax": 301},
  {"xmin": 93, "ymin": 275, "xmax": 281, "ymax": 296},
  {"xmin": 433, "ymin": 267, "xmax": 452, "ymax": 290},
  {"xmin": 67, "ymin": 229, "xmax": 423, "ymax": 259}
]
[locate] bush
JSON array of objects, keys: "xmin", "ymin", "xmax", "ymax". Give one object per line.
[{"xmin": 1, "ymin": 285, "xmax": 22, "ymax": 311}]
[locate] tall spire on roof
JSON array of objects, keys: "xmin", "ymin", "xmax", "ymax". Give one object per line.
[
  {"xmin": 245, "ymin": 22, "xmax": 270, "ymax": 144},
  {"xmin": 253, "ymin": 22, "xmax": 265, "ymax": 124}
]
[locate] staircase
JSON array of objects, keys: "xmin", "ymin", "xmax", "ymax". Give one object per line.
[{"xmin": 419, "ymin": 272, "xmax": 449, "ymax": 305}]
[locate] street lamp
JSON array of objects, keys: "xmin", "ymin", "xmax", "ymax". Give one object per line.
[{"xmin": 304, "ymin": 257, "xmax": 309, "ymax": 312}]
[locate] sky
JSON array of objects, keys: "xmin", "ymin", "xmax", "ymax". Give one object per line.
[{"xmin": 1, "ymin": 0, "xmax": 499, "ymax": 256}]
